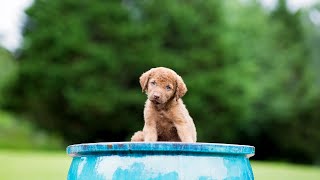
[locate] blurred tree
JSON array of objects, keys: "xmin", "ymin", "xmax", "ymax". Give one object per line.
[
  {"xmin": 246, "ymin": 0, "xmax": 320, "ymax": 164},
  {"xmin": 4, "ymin": 0, "xmax": 226, "ymax": 143},
  {"xmin": 0, "ymin": 47, "xmax": 17, "ymax": 106},
  {"xmin": 3, "ymin": 0, "xmax": 320, "ymax": 164}
]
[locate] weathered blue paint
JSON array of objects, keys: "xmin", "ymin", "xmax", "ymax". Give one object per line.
[{"xmin": 67, "ymin": 142, "xmax": 255, "ymax": 180}]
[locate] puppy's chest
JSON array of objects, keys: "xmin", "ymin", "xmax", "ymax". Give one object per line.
[
  {"xmin": 155, "ymin": 109, "xmax": 173, "ymax": 119},
  {"xmin": 155, "ymin": 110, "xmax": 174, "ymax": 127},
  {"xmin": 158, "ymin": 110, "xmax": 167, "ymax": 118}
]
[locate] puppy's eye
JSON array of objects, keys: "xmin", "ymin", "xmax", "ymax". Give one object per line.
[
  {"xmin": 166, "ymin": 85, "xmax": 172, "ymax": 91},
  {"xmin": 150, "ymin": 81, "xmax": 156, "ymax": 85}
]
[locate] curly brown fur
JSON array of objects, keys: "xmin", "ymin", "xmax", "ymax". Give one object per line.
[{"xmin": 131, "ymin": 67, "xmax": 197, "ymax": 142}]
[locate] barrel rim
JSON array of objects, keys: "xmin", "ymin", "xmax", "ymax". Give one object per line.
[{"xmin": 66, "ymin": 142, "xmax": 255, "ymax": 158}]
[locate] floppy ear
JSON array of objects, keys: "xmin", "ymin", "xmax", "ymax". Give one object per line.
[
  {"xmin": 139, "ymin": 69, "xmax": 152, "ymax": 92},
  {"xmin": 175, "ymin": 74, "xmax": 187, "ymax": 100}
]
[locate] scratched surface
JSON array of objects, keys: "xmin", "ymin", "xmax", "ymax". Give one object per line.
[{"xmin": 67, "ymin": 142, "xmax": 255, "ymax": 180}]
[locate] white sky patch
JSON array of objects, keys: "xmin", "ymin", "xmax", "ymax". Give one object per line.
[
  {"xmin": 260, "ymin": 0, "xmax": 318, "ymax": 12},
  {"xmin": 287, "ymin": 0, "xmax": 319, "ymax": 12},
  {"xmin": 0, "ymin": 0, "xmax": 33, "ymax": 51},
  {"xmin": 309, "ymin": 9, "xmax": 320, "ymax": 26},
  {"xmin": 260, "ymin": 0, "xmax": 278, "ymax": 10}
]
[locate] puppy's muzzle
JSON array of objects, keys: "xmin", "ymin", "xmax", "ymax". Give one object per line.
[
  {"xmin": 150, "ymin": 92, "xmax": 161, "ymax": 104},
  {"xmin": 153, "ymin": 94, "xmax": 160, "ymax": 100}
]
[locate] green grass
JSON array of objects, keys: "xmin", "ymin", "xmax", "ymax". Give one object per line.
[
  {"xmin": 0, "ymin": 150, "xmax": 319, "ymax": 180},
  {"xmin": 0, "ymin": 150, "xmax": 70, "ymax": 180},
  {"xmin": 252, "ymin": 161, "xmax": 320, "ymax": 180}
]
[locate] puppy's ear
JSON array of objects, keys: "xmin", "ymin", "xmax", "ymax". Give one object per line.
[
  {"xmin": 139, "ymin": 69, "xmax": 152, "ymax": 92},
  {"xmin": 175, "ymin": 74, "xmax": 187, "ymax": 100}
]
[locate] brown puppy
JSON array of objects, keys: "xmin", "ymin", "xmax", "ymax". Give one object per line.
[{"xmin": 131, "ymin": 67, "xmax": 197, "ymax": 142}]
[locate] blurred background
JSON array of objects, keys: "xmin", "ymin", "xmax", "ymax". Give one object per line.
[{"xmin": 0, "ymin": 0, "xmax": 320, "ymax": 179}]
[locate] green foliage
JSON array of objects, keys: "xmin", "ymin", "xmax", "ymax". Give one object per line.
[
  {"xmin": 249, "ymin": 0, "xmax": 320, "ymax": 164},
  {"xmin": 0, "ymin": 48, "xmax": 17, "ymax": 105},
  {"xmin": 0, "ymin": 111, "xmax": 64, "ymax": 150},
  {"xmin": 3, "ymin": 0, "xmax": 320, "ymax": 164}
]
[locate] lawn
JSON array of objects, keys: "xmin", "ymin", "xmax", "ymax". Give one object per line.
[
  {"xmin": 0, "ymin": 150, "xmax": 319, "ymax": 180},
  {"xmin": 0, "ymin": 150, "xmax": 70, "ymax": 180},
  {"xmin": 252, "ymin": 161, "xmax": 320, "ymax": 180}
]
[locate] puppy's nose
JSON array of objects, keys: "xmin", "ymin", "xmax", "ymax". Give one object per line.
[{"xmin": 153, "ymin": 94, "xmax": 160, "ymax": 99}]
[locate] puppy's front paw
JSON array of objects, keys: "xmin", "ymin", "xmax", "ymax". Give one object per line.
[
  {"xmin": 181, "ymin": 137, "xmax": 194, "ymax": 143},
  {"xmin": 144, "ymin": 134, "xmax": 157, "ymax": 142},
  {"xmin": 144, "ymin": 137, "xmax": 157, "ymax": 142}
]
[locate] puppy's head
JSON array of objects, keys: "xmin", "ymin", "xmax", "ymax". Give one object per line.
[{"xmin": 139, "ymin": 67, "xmax": 187, "ymax": 104}]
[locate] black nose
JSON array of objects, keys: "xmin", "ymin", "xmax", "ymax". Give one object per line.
[{"xmin": 153, "ymin": 95, "xmax": 160, "ymax": 99}]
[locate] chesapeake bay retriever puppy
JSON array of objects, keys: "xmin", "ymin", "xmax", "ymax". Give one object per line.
[{"xmin": 131, "ymin": 67, "xmax": 197, "ymax": 142}]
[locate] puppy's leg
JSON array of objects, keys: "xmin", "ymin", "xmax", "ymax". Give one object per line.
[
  {"xmin": 143, "ymin": 121, "xmax": 158, "ymax": 142},
  {"xmin": 131, "ymin": 131, "xmax": 144, "ymax": 142},
  {"xmin": 175, "ymin": 122, "xmax": 194, "ymax": 143},
  {"xmin": 191, "ymin": 125, "xmax": 197, "ymax": 142}
]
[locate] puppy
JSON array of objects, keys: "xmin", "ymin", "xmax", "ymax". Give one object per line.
[{"xmin": 131, "ymin": 67, "xmax": 197, "ymax": 142}]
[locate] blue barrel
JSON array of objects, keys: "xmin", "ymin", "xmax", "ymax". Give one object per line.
[{"xmin": 67, "ymin": 142, "xmax": 255, "ymax": 180}]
